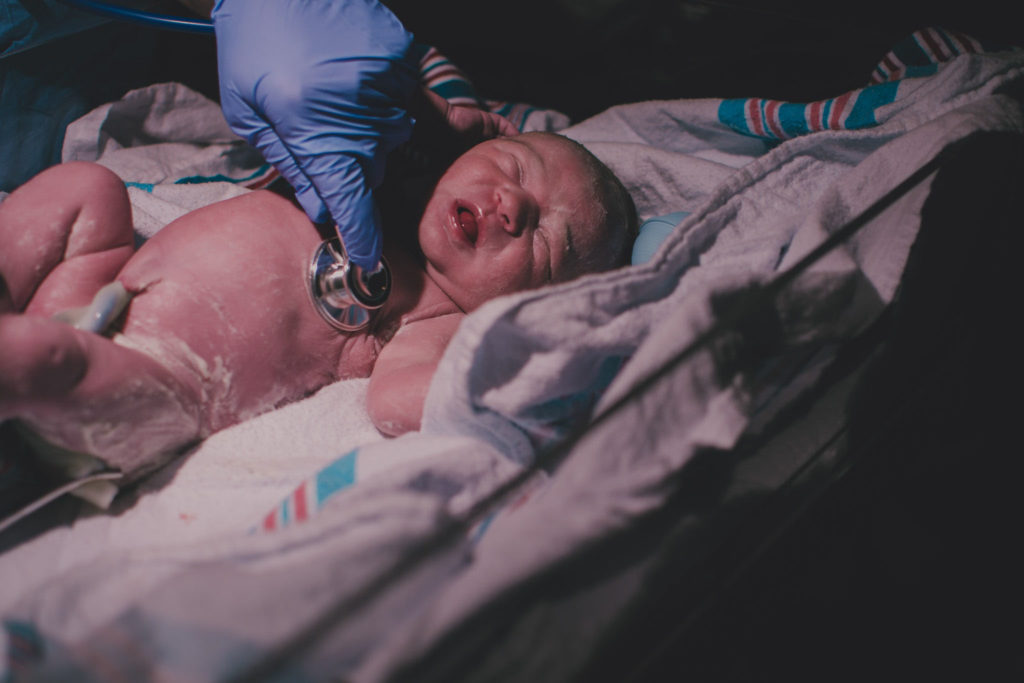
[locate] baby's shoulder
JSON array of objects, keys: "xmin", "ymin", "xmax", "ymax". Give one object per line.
[
  {"xmin": 380, "ymin": 309, "xmax": 463, "ymax": 361},
  {"xmin": 395, "ymin": 309, "xmax": 464, "ymax": 342}
]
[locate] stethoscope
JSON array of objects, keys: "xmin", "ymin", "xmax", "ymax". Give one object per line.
[{"xmin": 55, "ymin": 0, "xmax": 393, "ymax": 331}]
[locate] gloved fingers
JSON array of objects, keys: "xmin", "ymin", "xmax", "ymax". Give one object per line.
[
  {"xmin": 248, "ymin": 125, "xmax": 331, "ymax": 225},
  {"xmin": 249, "ymin": 122, "xmax": 383, "ymax": 268},
  {"xmin": 304, "ymin": 153, "xmax": 384, "ymax": 270},
  {"xmin": 333, "ymin": 192, "xmax": 383, "ymax": 272}
]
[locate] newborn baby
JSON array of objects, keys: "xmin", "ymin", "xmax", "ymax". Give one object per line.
[{"xmin": 0, "ymin": 132, "xmax": 635, "ymax": 484}]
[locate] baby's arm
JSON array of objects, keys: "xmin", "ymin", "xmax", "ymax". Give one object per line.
[{"xmin": 366, "ymin": 312, "xmax": 463, "ymax": 437}]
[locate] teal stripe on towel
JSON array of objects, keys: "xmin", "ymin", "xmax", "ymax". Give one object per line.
[
  {"xmin": 778, "ymin": 102, "xmax": 810, "ymax": 137},
  {"xmin": 845, "ymin": 80, "xmax": 899, "ymax": 129},
  {"xmin": 717, "ymin": 98, "xmax": 751, "ymax": 136},
  {"xmin": 316, "ymin": 449, "xmax": 357, "ymax": 505},
  {"xmin": 174, "ymin": 164, "xmax": 271, "ymax": 185},
  {"xmin": 428, "ymin": 79, "xmax": 480, "ymax": 103}
]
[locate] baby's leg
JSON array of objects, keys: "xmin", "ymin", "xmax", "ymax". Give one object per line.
[
  {"xmin": 0, "ymin": 313, "xmax": 202, "ymax": 482},
  {"xmin": 0, "ymin": 161, "xmax": 134, "ymax": 315}
]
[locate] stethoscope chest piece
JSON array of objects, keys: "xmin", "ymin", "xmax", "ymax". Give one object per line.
[{"xmin": 308, "ymin": 237, "xmax": 391, "ymax": 331}]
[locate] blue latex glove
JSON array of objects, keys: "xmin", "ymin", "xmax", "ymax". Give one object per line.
[{"xmin": 211, "ymin": 0, "xmax": 418, "ymax": 270}]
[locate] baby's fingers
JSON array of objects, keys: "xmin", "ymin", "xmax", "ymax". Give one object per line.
[{"xmin": 488, "ymin": 112, "xmax": 519, "ymax": 138}]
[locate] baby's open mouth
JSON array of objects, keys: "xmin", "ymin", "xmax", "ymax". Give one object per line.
[{"xmin": 456, "ymin": 206, "xmax": 479, "ymax": 244}]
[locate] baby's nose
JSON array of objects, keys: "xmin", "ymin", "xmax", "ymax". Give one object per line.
[{"xmin": 495, "ymin": 186, "xmax": 538, "ymax": 236}]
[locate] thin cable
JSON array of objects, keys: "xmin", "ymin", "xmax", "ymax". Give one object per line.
[
  {"xmin": 0, "ymin": 471, "xmax": 123, "ymax": 535},
  {"xmin": 54, "ymin": 0, "xmax": 214, "ymax": 34}
]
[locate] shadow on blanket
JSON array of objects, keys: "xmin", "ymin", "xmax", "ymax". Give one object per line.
[{"xmin": 626, "ymin": 130, "xmax": 1024, "ymax": 681}]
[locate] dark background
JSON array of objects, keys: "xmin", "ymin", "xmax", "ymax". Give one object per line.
[
  {"xmin": 4, "ymin": 0, "xmax": 1022, "ymax": 190},
  {"xmin": 386, "ymin": 0, "xmax": 1023, "ymax": 121}
]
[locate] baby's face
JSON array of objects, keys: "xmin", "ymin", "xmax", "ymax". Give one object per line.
[{"xmin": 417, "ymin": 132, "xmax": 609, "ymax": 312}]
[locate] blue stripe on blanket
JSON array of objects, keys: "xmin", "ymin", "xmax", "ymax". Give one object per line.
[
  {"xmin": 778, "ymin": 102, "xmax": 810, "ymax": 137},
  {"xmin": 893, "ymin": 35, "xmax": 934, "ymax": 67},
  {"xmin": 123, "ymin": 165, "xmax": 272, "ymax": 192},
  {"xmin": 174, "ymin": 165, "xmax": 272, "ymax": 185},
  {"xmin": 904, "ymin": 64, "xmax": 939, "ymax": 79},
  {"xmin": 3, "ymin": 619, "xmax": 45, "ymax": 669},
  {"xmin": 718, "ymin": 56, "xmax": 907, "ymax": 139},
  {"xmin": 717, "ymin": 99, "xmax": 749, "ymax": 136},
  {"xmin": 316, "ymin": 449, "xmax": 357, "ymax": 505},
  {"xmin": 427, "ymin": 78, "xmax": 482, "ymax": 104},
  {"xmin": 845, "ymin": 80, "xmax": 899, "ymax": 129}
]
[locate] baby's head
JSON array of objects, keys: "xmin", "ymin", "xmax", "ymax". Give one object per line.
[{"xmin": 417, "ymin": 132, "xmax": 637, "ymax": 312}]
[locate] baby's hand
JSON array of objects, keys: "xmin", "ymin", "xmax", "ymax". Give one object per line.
[
  {"xmin": 417, "ymin": 87, "xmax": 517, "ymax": 153},
  {"xmin": 444, "ymin": 103, "xmax": 518, "ymax": 144}
]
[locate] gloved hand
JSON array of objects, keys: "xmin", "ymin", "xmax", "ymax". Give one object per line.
[{"xmin": 211, "ymin": 0, "xmax": 418, "ymax": 270}]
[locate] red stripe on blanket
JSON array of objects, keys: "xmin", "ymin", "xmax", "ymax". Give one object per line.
[
  {"xmin": 829, "ymin": 91, "xmax": 852, "ymax": 129},
  {"xmin": 920, "ymin": 28, "xmax": 949, "ymax": 62},
  {"xmin": 263, "ymin": 511, "xmax": 276, "ymax": 532},
  {"xmin": 421, "ymin": 64, "xmax": 471, "ymax": 83},
  {"xmin": 948, "ymin": 28, "xmax": 980, "ymax": 54},
  {"xmin": 808, "ymin": 100, "xmax": 823, "ymax": 132},
  {"xmin": 294, "ymin": 481, "xmax": 308, "ymax": 521},
  {"xmin": 747, "ymin": 98, "xmax": 764, "ymax": 136},
  {"xmin": 418, "ymin": 46, "xmax": 441, "ymax": 66},
  {"xmin": 882, "ymin": 54, "xmax": 902, "ymax": 80}
]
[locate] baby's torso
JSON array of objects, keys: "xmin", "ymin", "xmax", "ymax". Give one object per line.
[{"xmin": 113, "ymin": 191, "xmax": 390, "ymax": 430}]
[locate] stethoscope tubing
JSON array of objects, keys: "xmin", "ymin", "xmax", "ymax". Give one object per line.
[{"xmin": 54, "ymin": 0, "xmax": 214, "ymax": 34}]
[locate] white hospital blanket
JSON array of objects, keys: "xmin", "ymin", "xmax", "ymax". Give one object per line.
[
  {"xmin": 3, "ymin": 35, "xmax": 1023, "ymax": 682},
  {"xmin": 61, "ymin": 81, "xmax": 274, "ymax": 238}
]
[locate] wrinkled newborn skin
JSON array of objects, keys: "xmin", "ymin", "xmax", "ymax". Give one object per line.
[
  {"xmin": 0, "ymin": 166, "xmax": 440, "ymax": 482},
  {"xmin": 115, "ymin": 190, "xmax": 380, "ymax": 426},
  {"xmin": 0, "ymin": 133, "xmax": 629, "ymax": 483}
]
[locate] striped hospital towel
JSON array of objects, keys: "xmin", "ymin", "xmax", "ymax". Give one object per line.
[{"xmin": 718, "ymin": 27, "xmax": 1016, "ymax": 142}]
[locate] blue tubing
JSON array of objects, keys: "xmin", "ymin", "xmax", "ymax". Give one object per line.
[{"xmin": 54, "ymin": 0, "xmax": 214, "ymax": 34}]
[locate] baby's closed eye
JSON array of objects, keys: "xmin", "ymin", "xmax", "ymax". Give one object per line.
[{"xmin": 535, "ymin": 228, "xmax": 554, "ymax": 281}]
